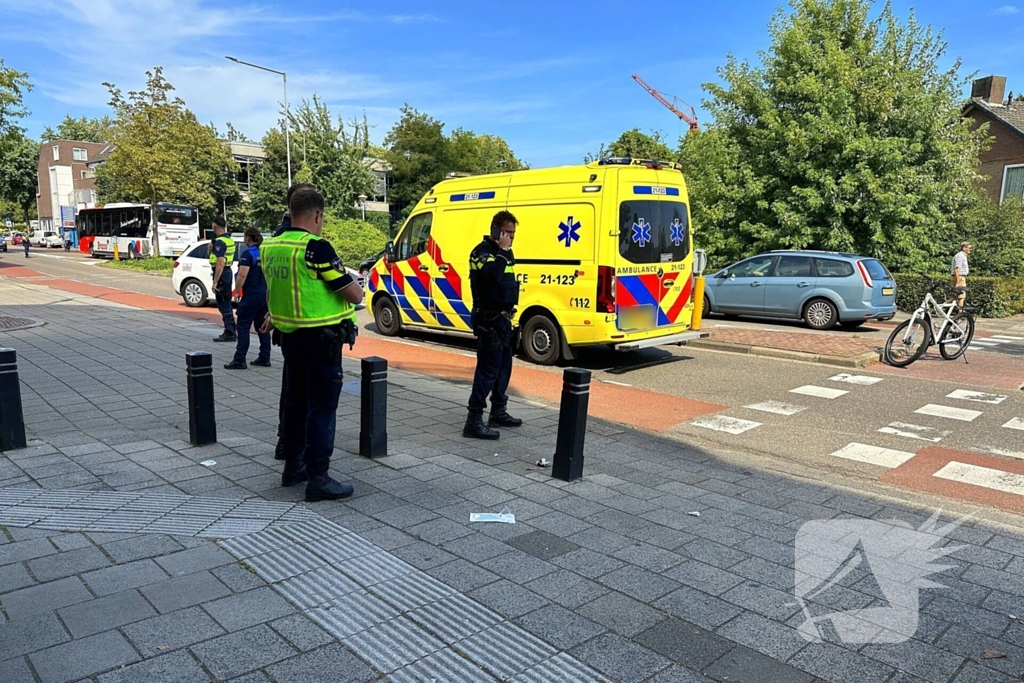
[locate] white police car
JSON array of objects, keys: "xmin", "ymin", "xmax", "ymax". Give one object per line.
[{"xmin": 172, "ymin": 238, "xmax": 365, "ymax": 308}]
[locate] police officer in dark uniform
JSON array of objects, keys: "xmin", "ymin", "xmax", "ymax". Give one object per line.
[
  {"xmin": 262, "ymin": 187, "xmax": 363, "ymax": 501},
  {"xmin": 463, "ymin": 210, "xmax": 524, "ymax": 440},
  {"xmin": 210, "ymin": 216, "xmax": 237, "ymax": 342},
  {"xmin": 224, "ymin": 227, "xmax": 271, "ymax": 370}
]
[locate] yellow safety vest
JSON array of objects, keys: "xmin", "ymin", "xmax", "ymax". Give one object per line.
[
  {"xmin": 262, "ymin": 230, "xmax": 356, "ymax": 333},
  {"xmin": 208, "ymin": 234, "xmax": 236, "ymax": 267}
]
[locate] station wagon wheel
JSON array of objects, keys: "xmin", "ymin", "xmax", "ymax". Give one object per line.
[
  {"xmin": 702, "ymin": 295, "xmax": 710, "ymax": 319},
  {"xmin": 803, "ymin": 298, "xmax": 838, "ymax": 330},
  {"xmin": 373, "ymin": 297, "xmax": 402, "ymax": 336},
  {"xmin": 522, "ymin": 315, "xmax": 561, "ymax": 365},
  {"xmin": 181, "ymin": 279, "xmax": 208, "ymax": 308}
]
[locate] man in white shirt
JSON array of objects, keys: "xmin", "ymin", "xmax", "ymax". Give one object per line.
[{"xmin": 950, "ymin": 242, "xmax": 971, "ymax": 307}]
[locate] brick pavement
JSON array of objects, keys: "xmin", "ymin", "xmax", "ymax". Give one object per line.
[{"xmin": 3, "ymin": 276, "xmax": 1024, "ymax": 682}]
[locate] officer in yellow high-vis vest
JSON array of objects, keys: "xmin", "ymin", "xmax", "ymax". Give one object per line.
[
  {"xmin": 262, "ymin": 187, "xmax": 363, "ymax": 502},
  {"xmin": 210, "ymin": 216, "xmax": 237, "ymax": 342}
]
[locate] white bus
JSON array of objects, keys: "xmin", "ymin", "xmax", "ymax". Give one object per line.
[{"xmin": 76, "ymin": 203, "xmax": 200, "ymax": 258}]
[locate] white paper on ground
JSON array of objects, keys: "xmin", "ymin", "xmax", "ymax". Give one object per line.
[
  {"xmin": 200, "ymin": 460, "xmax": 217, "ymax": 467},
  {"xmin": 470, "ymin": 506, "xmax": 516, "ymax": 524}
]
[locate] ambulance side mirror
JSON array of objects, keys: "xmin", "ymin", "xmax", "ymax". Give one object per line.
[{"xmin": 385, "ymin": 241, "xmax": 395, "ymax": 263}]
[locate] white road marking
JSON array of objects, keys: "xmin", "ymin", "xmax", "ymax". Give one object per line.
[
  {"xmin": 968, "ymin": 340, "xmax": 999, "ymax": 347},
  {"xmin": 828, "ymin": 373, "xmax": 883, "ymax": 386},
  {"xmin": 981, "ymin": 448, "xmax": 1024, "ymax": 460},
  {"xmin": 744, "ymin": 401, "xmax": 808, "ymax": 416},
  {"xmin": 991, "ymin": 335, "xmax": 1024, "ymax": 341},
  {"xmin": 934, "ymin": 461, "xmax": 1024, "ymax": 497},
  {"xmin": 691, "ymin": 415, "xmax": 762, "ymax": 435},
  {"xmin": 877, "ymin": 422, "xmax": 949, "ymax": 443},
  {"xmin": 1004, "ymin": 418, "xmax": 1024, "ymax": 431},
  {"xmin": 946, "ymin": 389, "xmax": 1008, "ymax": 405},
  {"xmin": 714, "ymin": 324, "xmax": 739, "ymax": 328},
  {"xmin": 914, "ymin": 404, "xmax": 982, "ymax": 422},
  {"xmin": 602, "ymin": 380, "xmax": 632, "ymax": 387},
  {"xmin": 831, "ymin": 443, "xmax": 916, "ymax": 468},
  {"xmin": 790, "ymin": 385, "xmax": 849, "ymax": 399}
]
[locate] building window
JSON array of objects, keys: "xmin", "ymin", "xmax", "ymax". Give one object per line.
[
  {"xmin": 52, "ymin": 145, "xmax": 60, "ymax": 161},
  {"xmin": 1003, "ymin": 165, "xmax": 1024, "ymax": 204},
  {"xmin": 73, "ymin": 148, "xmax": 88, "ymax": 161}
]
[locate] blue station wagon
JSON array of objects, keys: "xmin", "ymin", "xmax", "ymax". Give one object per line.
[{"xmin": 703, "ymin": 251, "xmax": 897, "ymax": 330}]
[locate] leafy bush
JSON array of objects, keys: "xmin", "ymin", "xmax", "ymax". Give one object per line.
[
  {"xmin": 320, "ymin": 214, "xmax": 388, "ymax": 268},
  {"xmin": 99, "ymin": 257, "xmax": 175, "ymax": 274},
  {"xmin": 893, "ymin": 273, "xmax": 1024, "ymax": 318}
]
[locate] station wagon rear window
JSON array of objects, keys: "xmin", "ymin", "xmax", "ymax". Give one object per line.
[
  {"xmin": 814, "ymin": 258, "xmax": 854, "ymax": 277},
  {"xmin": 618, "ymin": 200, "xmax": 690, "ymax": 264},
  {"xmin": 861, "ymin": 259, "xmax": 891, "ymax": 280}
]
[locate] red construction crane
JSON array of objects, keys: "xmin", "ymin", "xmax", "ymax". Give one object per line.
[{"xmin": 632, "ymin": 74, "xmax": 699, "ymax": 132}]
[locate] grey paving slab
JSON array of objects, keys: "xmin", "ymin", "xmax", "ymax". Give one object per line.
[
  {"xmin": 788, "ymin": 642, "xmax": 895, "ymax": 683},
  {"xmin": 468, "ymin": 579, "xmax": 548, "ymax": 619},
  {"xmin": 514, "ymin": 604, "xmax": 606, "ymax": 650},
  {"xmin": 101, "ymin": 534, "xmax": 183, "ymax": 563},
  {"xmin": 26, "ymin": 545, "xmax": 110, "ymax": 581},
  {"xmin": 0, "ymin": 575, "xmax": 91, "ymax": 620},
  {"xmin": 122, "ymin": 606, "xmax": 226, "ymax": 656},
  {"xmin": 570, "ymin": 632, "xmax": 671, "ymax": 683},
  {"xmin": 156, "ymin": 544, "xmax": 236, "ymax": 576},
  {"xmin": 81, "ymin": 558, "xmax": 169, "ymax": 596},
  {"xmin": 715, "ymin": 612, "xmax": 809, "ymax": 661},
  {"xmin": 598, "ymin": 565, "xmax": 680, "ymax": 602},
  {"xmin": 190, "ymin": 624, "xmax": 297, "ymax": 679},
  {"xmin": 203, "ymin": 586, "xmax": 296, "ymax": 631},
  {"xmin": 655, "ymin": 585, "xmax": 744, "ymax": 630},
  {"xmin": 578, "ymin": 591, "xmax": 667, "ymax": 638},
  {"xmin": 0, "ymin": 657, "xmax": 35, "ymax": 683},
  {"xmin": 96, "ymin": 649, "xmax": 212, "ymax": 683},
  {"xmin": 504, "ymin": 529, "xmax": 580, "ymax": 561},
  {"xmin": 58, "ymin": 589, "xmax": 155, "ymax": 638},
  {"xmin": 141, "ymin": 569, "xmax": 232, "ymax": 613},
  {"xmin": 635, "ymin": 616, "xmax": 735, "ymax": 672},
  {"xmin": 29, "ymin": 629, "xmax": 140, "ymax": 683},
  {"xmin": 0, "ymin": 537, "xmax": 57, "ymax": 566},
  {"xmin": 269, "ymin": 614, "xmax": 336, "ymax": 652},
  {"xmin": 263, "ymin": 643, "xmax": 377, "ymax": 683},
  {"xmin": 704, "ymin": 644, "xmax": 813, "ymax": 683},
  {"xmin": 644, "ymin": 665, "xmax": 716, "ymax": 683}
]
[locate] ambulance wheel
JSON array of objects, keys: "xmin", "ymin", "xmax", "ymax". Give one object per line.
[
  {"xmin": 522, "ymin": 315, "xmax": 561, "ymax": 365},
  {"xmin": 374, "ymin": 297, "xmax": 401, "ymax": 336}
]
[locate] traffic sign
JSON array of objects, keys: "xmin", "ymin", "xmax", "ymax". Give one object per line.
[{"xmin": 59, "ymin": 205, "xmax": 76, "ymax": 228}]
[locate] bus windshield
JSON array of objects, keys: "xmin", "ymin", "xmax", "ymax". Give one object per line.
[{"xmin": 157, "ymin": 205, "xmax": 197, "ymax": 226}]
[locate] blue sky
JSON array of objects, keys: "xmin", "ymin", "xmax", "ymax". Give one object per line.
[{"xmin": 2, "ymin": 0, "xmax": 1022, "ymax": 167}]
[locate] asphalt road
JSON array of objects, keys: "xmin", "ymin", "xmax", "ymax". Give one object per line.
[{"xmin": 2, "ymin": 247, "xmax": 177, "ymax": 301}]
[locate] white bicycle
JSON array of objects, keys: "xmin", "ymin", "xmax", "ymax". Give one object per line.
[{"xmin": 884, "ymin": 283, "xmax": 975, "ymax": 367}]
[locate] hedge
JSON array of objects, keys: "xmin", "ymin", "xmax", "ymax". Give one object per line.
[
  {"xmin": 892, "ymin": 273, "xmax": 1024, "ymax": 318},
  {"xmin": 320, "ymin": 215, "xmax": 388, "ymax": 268}
]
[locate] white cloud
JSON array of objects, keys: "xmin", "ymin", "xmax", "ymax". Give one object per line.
[{"xmin": 993, "ymin": 5, "xmax": 1020, "ymax": 14}]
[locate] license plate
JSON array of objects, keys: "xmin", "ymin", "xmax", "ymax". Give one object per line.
[
  {"xmin": 882, "ymin": 287, "xmax": 894, "ymax": 296},
  {"xmin": 618, "ymin": 306, "xmax": 656, "ymax": 331}
]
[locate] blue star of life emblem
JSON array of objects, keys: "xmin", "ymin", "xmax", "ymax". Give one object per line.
[
  {"xmin": 632, "ymin": 218, "xmax": 652, "ymax": 248},
  {"xmin": 558, "ymin": 216, "xmax": 581, "ymax": 248},
  {"xmin": 670, "ymin": 218, "xmax": 685, "ymax": 247}
]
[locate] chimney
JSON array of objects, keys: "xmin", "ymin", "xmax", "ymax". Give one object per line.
[{"xmin": 972, "ymin": 75, "xmax": 1007, "ymax": 105}]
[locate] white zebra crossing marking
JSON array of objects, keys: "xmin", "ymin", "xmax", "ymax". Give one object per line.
[
  {"xmin": 831, "ymin": 443, "xmax": 916, "ymax": 468},
  {"xmin": 1003, "ymin": 418, "xmax": 1024, "ymax": 431},
  {"xmin": 877, "ymin": 422, "xmax": 949, "ymax": 443},
  {"xmin": 790, "ymin": 385, "xmax": 849, "ymax": 399},
  {"xmin": 991, "ymin": 335, "xmax": 1024, "ymax": 341},
  {"xmin": 946, "ymin": 389, "xmax": 1007, "ymax": 404},
  {"xmin": 744, "ymin": 401, "xmax": 808, "ymax": 416},
  {"xmin": 691, "ymin": 415, "xmax": 762, "ymax": 435},
  {"xmin": 915, "ymin": 404, "xmax": 982, "ymax": 422},
  {"xmin": 934, "ymin": 461, "xmax": 1024, "ymax": 497},
  {"xmin": 969, "ymin": 340, "xmax": 999, "ymax": 347},
  {"xmin": 828, "ymin": 374, "xmax": 883, "ymax": 386}
]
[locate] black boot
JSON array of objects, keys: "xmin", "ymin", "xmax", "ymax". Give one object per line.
[
  {"xmin": 463, "ymin": 412, "xmax": 499, "ymax": 440},
  {"xmin": 281, "ymin": 460, "xmax": 308, "ymax": 487},
  {"xmin": 214, "ymin": 331, "xmax": 237, "ymax": 342},
  {"xmin": 274, "ymin": 439, "xmax": 286, "ymax": 461},
  {"xmin": 223, "ymin": 360, "xmax": 247, "ymax": 370},
  {"xmin": 305, "ymin": 474, "xmax": 354, "ymax": 502},
  {"xmin": 489, "ymin": 408, "xmax": 523, "ymax": 428}
]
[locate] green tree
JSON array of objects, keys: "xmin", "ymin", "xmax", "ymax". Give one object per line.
[
  {"xmin": 585, "ymin": 128, "xmax": 676, "ymax": 163},
  {"xmin": 0, "ymin": 132, "xmax": 40, "ymax": 224},
  {"xmin": 0, "ymin": 59, "xmax": 31, "ymax": 138},
  {"xmin": 384, "ymin": 105, "xmax": 450, "ymax": 215},
  {"xmin": 689, "ymin": 0, "xmax": 986, "ymax": 272},
  {"xmin": 448, "ymin": 129, "xmax": 527, "ymax": 174},
  {"xmin": 320, "ymin": 215, "xmax": 389, "ymax": 266},
  {"xmin": 97, "ymin": 67, "xmax": 238, "ymax": 254},
  {"xmin": 40, "ymin": 115, "xmax": 115, "ymax": 143},
  {"xmin": 248, "ymin": 127, "xmax": 289, "ymax": 229},
  {"xmin": 960, "ymin": 193, "xmax": 1024, "ymax": 277}
]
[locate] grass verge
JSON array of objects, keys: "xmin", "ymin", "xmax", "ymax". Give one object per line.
[{"xmin": 99, "ymin": 257, "xmax": 174, "ymax": 275}]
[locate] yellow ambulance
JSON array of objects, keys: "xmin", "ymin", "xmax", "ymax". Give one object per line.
[{"xmin": 366, "ymin": 158, "xmax": 707, "ymax": 364}]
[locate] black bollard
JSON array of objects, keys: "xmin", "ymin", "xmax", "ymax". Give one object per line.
[
  {"xmin": 552, "ymin": 368, "xmax": 591, "ymax": 482},
  {"xmin": 359, "ymin": 356, "xmax": 388, "ymax": 458},
  {"xmin": 0, "ymin": 348, "xmax": 27, "ymax": 451},
  {"xmin": 185, "ymin": 352, "xmax": 217, "ymax": 446}
]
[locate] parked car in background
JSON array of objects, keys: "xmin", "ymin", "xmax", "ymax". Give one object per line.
[
  {"xmin": 44, "ymin": 232, "xmax": 64, "ymax": 248},
  {"xmin": 11, "ymin": 233, "xmax": 23, "ymax": 245},
  {"xmin": 30, "ymin": 231, "xmax": 56, "ymax": 247},
  {"xmin": 0, "ymin": 233, "xmax": 7, "ymax": 252},
  {"xmin": 172, "ymin": 237, "xmax": 366, "ymax": 309},
  {"xmin": 702, "ymin": 251, "xmax": 896, "ymax": 330},
  {"xmin": 359, "ymin": 250, "xmax": 385, "ymax": 278}
]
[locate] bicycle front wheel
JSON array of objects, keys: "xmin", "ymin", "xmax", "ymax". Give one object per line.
[
  {"xmin": 885, "ymin": 318, "xmax": 931, "ymax": 367},
  {"xmin": 939, "ymin": 313, "xmax": 975, "ymax": 360}
]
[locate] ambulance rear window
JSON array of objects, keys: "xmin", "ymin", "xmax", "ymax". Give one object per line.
[{"xmin": 618, "ymin": 200, "xmax": 690, "ymax": 264}]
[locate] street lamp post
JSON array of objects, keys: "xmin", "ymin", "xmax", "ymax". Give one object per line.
[
  {"xmin": 225, "ymin": 56, "xmax": 292, "ymax": 187},
  {"xmin": 358, "ymin": 194, "xmax": 367, "ymax": 221}
]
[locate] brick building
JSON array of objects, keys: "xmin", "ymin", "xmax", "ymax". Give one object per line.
[
  {"xmin": 35, "ymin": 140, "xmax": 107, "ymax": 230},
  {"xmin": 962, "ymin": 75, "xmax": 1024, "ymax": 204}
]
